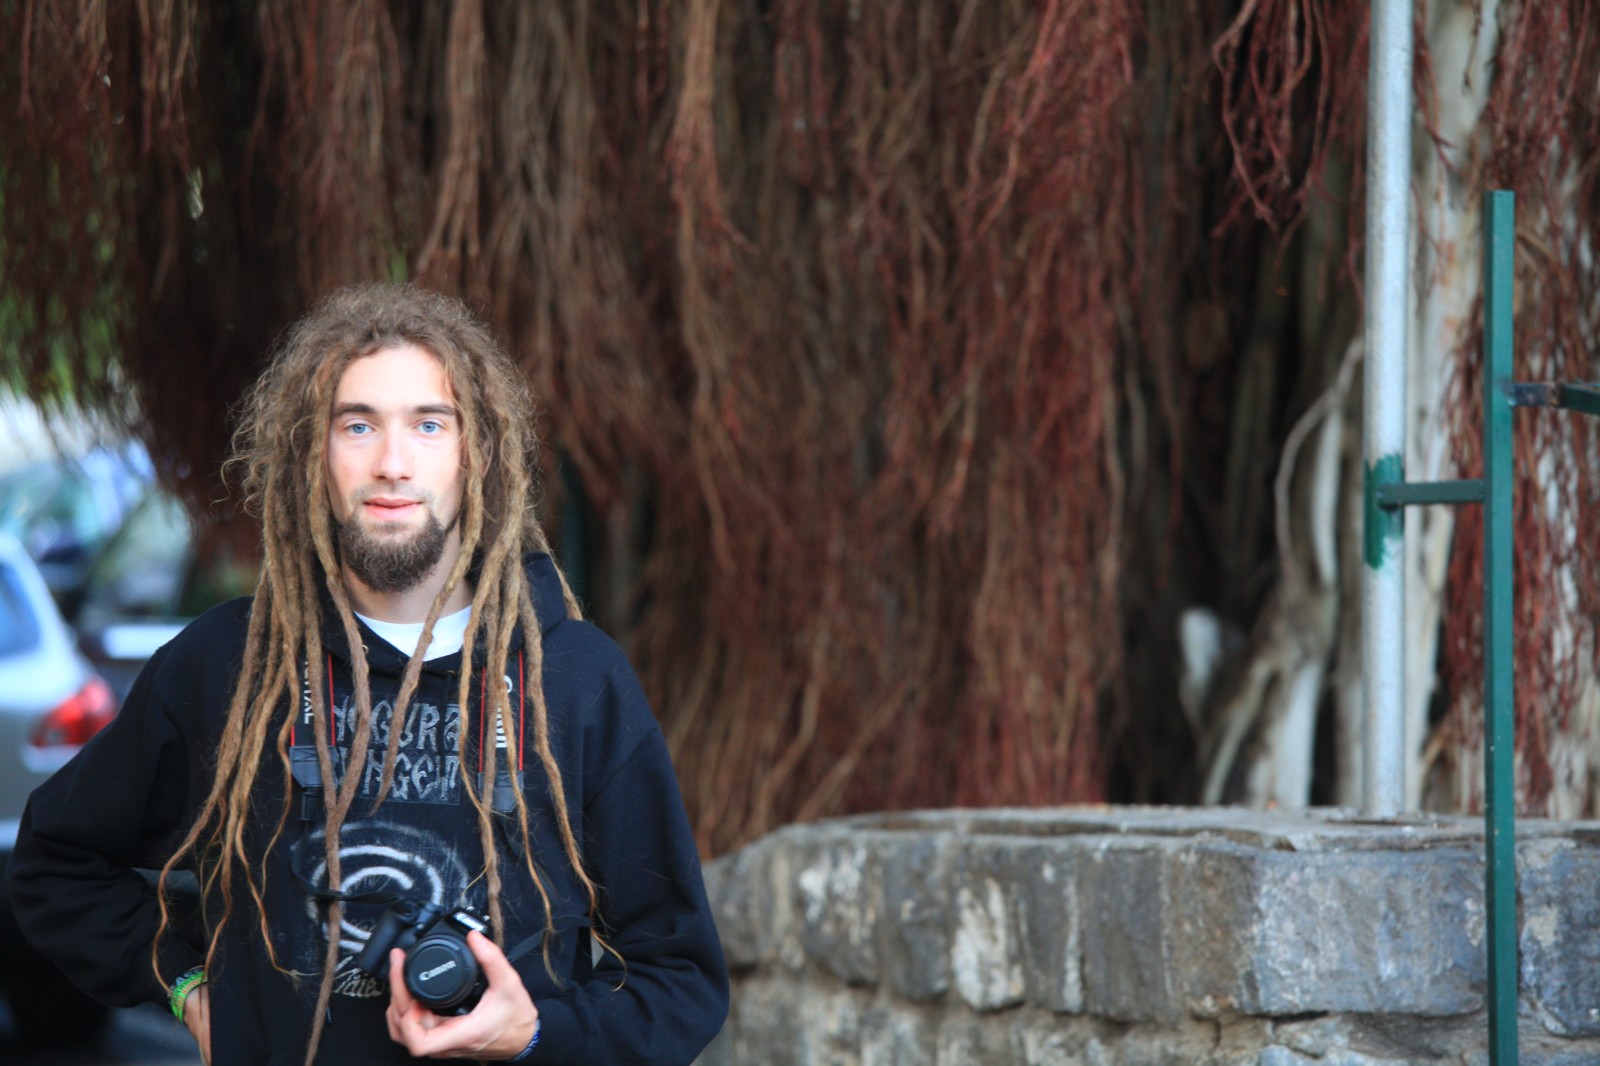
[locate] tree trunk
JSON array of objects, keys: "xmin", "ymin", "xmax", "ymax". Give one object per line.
[{"xmin": 1402, "ymin": 0, "xmax": 1500, "ymax": 809}]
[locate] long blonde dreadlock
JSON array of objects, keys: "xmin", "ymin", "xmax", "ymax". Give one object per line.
[{"xmin": 151, "ymin": 284, "xmax": 599, "ymax": 1065}]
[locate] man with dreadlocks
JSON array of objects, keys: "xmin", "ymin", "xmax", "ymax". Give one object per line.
[{"xmin": 10, "ymin": 284, "xmax": 729, "ymax": 1064}]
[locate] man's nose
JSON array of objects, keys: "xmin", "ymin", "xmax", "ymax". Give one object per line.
[{"xmin": 373, "ymin": 429, "xmax": 411, "ymax": 481}]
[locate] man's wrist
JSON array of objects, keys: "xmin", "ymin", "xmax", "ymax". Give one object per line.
[
  {"xmin": 169, "ymin": 967, "xmax": 207, "ymax": 1022},
  {"xmin": 502, "ymin": 1015, "xmax": 540, "ymax": 1062}
]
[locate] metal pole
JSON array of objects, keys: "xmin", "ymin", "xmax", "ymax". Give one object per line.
[
  {"xmin": 1361, "ymin": 0, "xmax": 1414, "ymax": 816},
  {"xmin": 1482, "ymin": 189, "xmax": 1518, "ymax": 1066}
]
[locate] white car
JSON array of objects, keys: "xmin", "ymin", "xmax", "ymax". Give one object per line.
[{"xmin": 0, "ymin": 531, "xmax": 117, "ymax": 1047}]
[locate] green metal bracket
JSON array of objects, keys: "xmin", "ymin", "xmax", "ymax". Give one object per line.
[
  {"xmin": 1364, "ymin": 454, "xmax": 1405, "ymax": 568},
  {"xmin": 1374, "ymin": 479, "xmax": 1485, "ymax": 508},
  {"xmin": 1557, "ymin": 383, "xmax": 1600, "ymax": 416},
  {"xmin": 1507, "ymin": 381, "xmax": 1600, "ymax": 417}
]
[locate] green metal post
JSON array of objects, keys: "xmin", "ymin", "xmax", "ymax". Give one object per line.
[{"xmin": 1482, "ymin": 189, "xmax": 1518, "ymax": 1065}]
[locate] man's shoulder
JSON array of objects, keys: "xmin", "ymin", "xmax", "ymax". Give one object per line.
[
  {"xmin": 539, "ymin": 617, "xmax": 660, "ymax": 753},
  {"xmin": 183, "ymin": 592, "xmax": 255, "ymax": 636},
  {"xmin": 541, "ymin": 615, "xmax": 635, "ymax": 681}
]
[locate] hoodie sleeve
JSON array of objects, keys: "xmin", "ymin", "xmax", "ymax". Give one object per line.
[
  {"xmin": 526, "ymin": 631, "xmax": 729, "ymax": 1065},
  {"xmin": 8, "ymin": 641, "xmax": 207, "ymax": 1007}
]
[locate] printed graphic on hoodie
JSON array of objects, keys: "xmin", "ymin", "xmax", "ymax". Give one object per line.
[
  {"xmin": 341, "ymin": 695, "xmax": 466, "ymax": 805},
  {"xmin": 292, "ymin": 695, "xmax": 490, "ymax": 998},
  {"xmin": 294, "ymin": 820, "xmax": 483, "ymax": 999}
]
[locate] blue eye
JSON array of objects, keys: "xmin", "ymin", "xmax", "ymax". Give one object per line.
[
  {"xmin": 347, "ymin": 423, "xmax": 372, "ymax": 436},
  {"xmin": 419, "ymin": 420, "xmax": 444, "ymax": 434}
]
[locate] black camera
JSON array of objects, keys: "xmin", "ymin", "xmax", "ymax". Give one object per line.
[{"xmin": 352, "ymin": 900, "xmax": 491, "ymax": 1014}]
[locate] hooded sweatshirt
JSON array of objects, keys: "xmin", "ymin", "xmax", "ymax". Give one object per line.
[{"xmin": 9, "ymin": 553, "xmax": 728, "ymax": 1065}]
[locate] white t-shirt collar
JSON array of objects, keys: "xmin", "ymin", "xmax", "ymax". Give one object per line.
[{"xmin": 354, "ymin": 605, "xmax": 473, "ymax": 661}]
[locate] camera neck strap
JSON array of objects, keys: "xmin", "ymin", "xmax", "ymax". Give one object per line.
[
  {"xmin": 503, "ymin": 913, "xmax": 592, "ymax": 968},
  {"xmin": 289, "ymin": 653, "xmax": 340, "ymax": 824},
  {"xmin": 475, "ymin": 651, "xmax": 527, "ymax": 815}
]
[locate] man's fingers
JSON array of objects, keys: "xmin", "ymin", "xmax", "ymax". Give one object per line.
[
  {"xmin": 385, "ymin": 995, "xmax": 405, "ymax": 1043},
  {"xmin": 466, "ymin": 929, "xmax": 521, "ymax": 987},
  {"xmin": 183, "ymin": 983, "xmax": 212, "ymax": 1066},
  {"xmin": 391, "ymin": 1007, "xmax": 486, "ymax": 1059},
  {"xmin": 388, "ymin": 948, "xmax": 418, "ymax": 1011},
  {"xmin": 385, "ymin": 933, "xmax": 538, "ymax": 1060},
  {"xmin": 387, "ymin": 947, "xmax": 469, "ymax": 1058},
  {"xmin": 387, "ymin": 946, "xmax": 427, "ymax": 1043}
]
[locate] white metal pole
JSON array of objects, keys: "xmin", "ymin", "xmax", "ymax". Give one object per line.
[{"xmin": 1361, "ymin": 0, "xmax": 1413, "ymax": 817}]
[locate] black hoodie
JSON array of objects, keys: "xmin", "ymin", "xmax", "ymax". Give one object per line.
[{"xmin": 10, "ymin": 553, "xmax": 728, "ymax": 1065}]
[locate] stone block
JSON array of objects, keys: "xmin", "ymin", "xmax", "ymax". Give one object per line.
[
  {"xmin": 943, "ymin": 835, "xmax": 1083, "ymax": 1012},
  {"xmin": 1519, "ymin": 839, "xmax": 1600, "ymax": 1037},
  {"xmin": 859, "ymin": 1003, "xmax": 935, "ymax": 1066},
  {"xmin": 1013, "ymin": 1022, "xmax": 1146, "ymax": 1066},
  {"xmin": 1111, "ymin": 1028, "xmax": 1248, "ymax": 1066},
  {"xmin": 934, "ymin": 1012, "xmax": 1022, "ymax": 1066},
  {"xmin": 877, "ymin": 833, "xmax": 953, "ymax": 1002},
  {"xmin": 946, "ymin": 838, "xmax": 1030, "ymax": 1011},
  {"xmin": 1162, "ymin": 840, "xmax": 1483, "ymax": 1018},
  {"xmin": 723, "ymin": 975, "xmax": 880, "ymax": 1066},
  {"xmin": 796, "ymin": 985, "xmax": 868, "ymax": 1065},
  {"xmin": 1517, "ymin": 1048, "xmax": 1600, "ymax": 1066},
  {"xmin": 790, "ymin": 830, "xmax": 881, "ymax": 985},
  {"xmin": 1168, "ymin": 843, "xmax": 1261, "ymax": 1016},
  {"xmin": 1258, "ymin": 1050, "xmax": 1319, "ymax": 1066},
  {"xmin": 1272, "ymin": 1010, "xmax": 1490, "ymax": 1063},
  {"xmin": 1242, "ymin": 848, "xmax": 1484, "ymax": 1015},
  {"xmin": 724, "ymin": 976, "xmax": 807, "ymax": 1066},
  {"xmin": 706, "ymin": 839, "xmax": 781, "ymax": 970},
  {"xmin": 1016, "ymin": 1027, "xmax": 1083, "ymax": 1066},
  {"xmin": 1019, "ymin": 842, "xmax": 1085, "ymax": 1013},
  {"xmin": 1269, "ymin": 1013, "xmax": 1349, "ymax": 1057},
  {"xmin": 1078, "ymin": 839, "xmax": 1182, "ymax": 1023}
]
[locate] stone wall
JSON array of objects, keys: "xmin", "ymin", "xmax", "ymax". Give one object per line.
[{"xmin": 696, "ymin": 807, "xmax": 1600, "ymax": 1065}]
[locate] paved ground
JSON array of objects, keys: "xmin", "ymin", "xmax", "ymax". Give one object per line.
[{"xmin": 0, "ymin": 1002, "xmax": 201, "ymax": 1066}]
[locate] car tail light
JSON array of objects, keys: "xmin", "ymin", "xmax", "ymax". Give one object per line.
[{"xmin": 30, "ymin": 675, "xmax": 117, "ymax": 749}]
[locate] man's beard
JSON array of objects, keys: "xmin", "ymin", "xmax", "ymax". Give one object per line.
[{"xmin": 335, "ymin": 505, "xmax": 454, "ymax": 595}]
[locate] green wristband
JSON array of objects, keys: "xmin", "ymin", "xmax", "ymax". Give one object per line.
[{"xmin": 170, "ymin": 967, "xmax": 207, "ymax": 1022}]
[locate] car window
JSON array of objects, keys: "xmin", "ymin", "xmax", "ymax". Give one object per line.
[
  {"xmin": 0, "ymin": 561, "xmax": 43, "ymax": 656},
  {"xmin": 79, "ymin": 491, "xmax": 192, "ymax": 618}
]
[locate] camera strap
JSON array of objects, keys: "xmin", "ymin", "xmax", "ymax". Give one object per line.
[
  {"xmin": 290, "ymin": 654, "xmax": 343, "ymax": 824},
  {"xmin": 502, "ymin": 914, "xmax": 593, "ymax": 970},
  {"xmin": 475, "ymin": 651, "xmax": 527, "ymax": 816},
  {"xmin": 306, "ymin": 884, "xmax": 403, "ymax": 908}
]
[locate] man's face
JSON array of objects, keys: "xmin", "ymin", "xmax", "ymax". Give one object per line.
[{"xmin": 326, "ymin": 343, "xmax": 465, "ymax": 595}]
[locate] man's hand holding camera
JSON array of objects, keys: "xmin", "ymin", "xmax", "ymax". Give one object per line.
[{"xmin": 386, "ymin": 930, "xmax": 540, "ymax": 1060}]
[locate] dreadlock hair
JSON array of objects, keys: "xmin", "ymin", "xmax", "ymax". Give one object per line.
[{"xmin": 152, "ymin": 283, "xmax": 599, "ymax": 1065}]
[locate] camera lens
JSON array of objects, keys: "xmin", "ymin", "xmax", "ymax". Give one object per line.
[{"xmin": 404, "ymin": 932, "xmax": 481, "ymax": 1012}]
